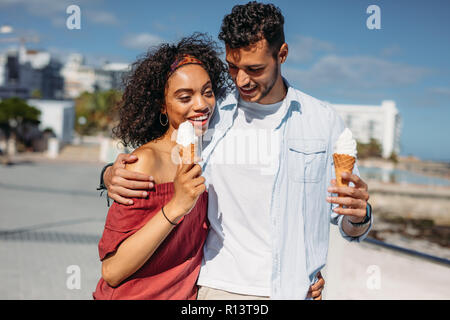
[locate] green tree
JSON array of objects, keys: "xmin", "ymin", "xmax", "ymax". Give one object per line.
[
  {"xmin": 389, "ymin": 151, "xmax": 399, "ymax": 164},
  {"xmin": 0, "ymin": 97, "xmax": 41, "ymax": 153},
  {"xmin": 0, "ymin": 97, "xmax": 41, "ymax": 138},
  {"xmin": 356, "ymin": 138, "xmax": 383, "ymax": 158},
  {"xmin": 74, "ymin": 89, "xmax": 122, "ymax": 136}
]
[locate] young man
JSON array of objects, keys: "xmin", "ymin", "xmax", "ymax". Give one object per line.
[{"xmin": 100, "ymin": 2, "xmax": 372, "ymax": 299}]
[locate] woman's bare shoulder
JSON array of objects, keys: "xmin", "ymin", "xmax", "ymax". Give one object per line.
[{"xmin": 125, "ymin": 145, "xmax": 159, "ymax": 176}]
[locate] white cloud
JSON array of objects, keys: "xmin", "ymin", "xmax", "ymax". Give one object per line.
[
  {"xmin": 380, "ymin": 45, "xmax": 402, "ymax": 57},
  {"xmin": 284, "ymin": 54, "xmax": 431, "ymax": 90},
  {"xmin": 287, "ymin": 35, "xmax": 335, "ymax": 63},
  {"xmin": 85, "ymin": 10, "xmax": 119, "ymax": 25},
  {"xmin": 121, "ymin": 33, "xmax": 164, "ymax": 50},
  {"xmin": 47, "ymin": 46, "xmax": 129, "ymax": 67},
  {"xmin": 428, "ymin": 87, "xmax": 450, "ymax": 96},
  {"xmin": 0, "ymin": 0, "xmax": 118, "ymax": 27},
  {"xmin": 0, "ymin": 0, "xmax": 67, "ymax": 25}
]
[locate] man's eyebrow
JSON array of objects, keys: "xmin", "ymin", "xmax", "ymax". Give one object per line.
[
  {"xmin": 226, "ymin": 60, "xmax": 264, "ymax": 68},
  {"xmin": 247, "ymin": 64, "xmax": 265, "ymax": 68}
]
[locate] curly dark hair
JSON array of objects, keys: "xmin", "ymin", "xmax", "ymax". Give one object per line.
[
  {"xmin": 218, "ymin": 1, "xmax": 285, "ymax": 57},
  {"xmin": 112, "ymin": 33, "xmax": 231, "ymax": 148}
]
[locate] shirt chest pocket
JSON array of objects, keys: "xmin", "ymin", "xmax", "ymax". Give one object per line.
[{"xmin": 287, "ymin": 139, "xmax": 327, "ymax": 183}]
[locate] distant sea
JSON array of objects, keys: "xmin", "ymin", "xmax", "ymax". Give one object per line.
[{"xmin": 359, "ymin": 166, "xmax": 450, "ymax": 187}]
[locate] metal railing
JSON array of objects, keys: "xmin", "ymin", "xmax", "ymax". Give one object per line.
[{"xmin": 364, "ymin": 237, "xmax": 450, "ymax": 266}]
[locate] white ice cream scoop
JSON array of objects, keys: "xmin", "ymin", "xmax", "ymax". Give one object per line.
[
  {"xmin": 176, "ymin": 121, "xmax": 196, "ymax": 147},
  {"xmin": 334, "ymin": 128, "xmax": 357, "ymax": 158}
]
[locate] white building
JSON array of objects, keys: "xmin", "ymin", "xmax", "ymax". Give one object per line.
[
  {"xmin": 60, "ymin": 54, "xmax": 97, "ymax": 99},
  {"xmin": 0, "ymin": 54, "xmax": 7, "ymax": 86},
  {"xmin": 20, "ymin": 47, "xmax": 64, "ymax": 99},
  {"xmin": 27, "ymin": 99, "xmax": 75, "ymax": 143},
  {"xmin": 60, "ymin": 54, "xmax": 130, "ymax": 98},
  {"xmin": 332, "ymin": 100, "xmax": 401, "ymax": 158},
  {"xmin": 102, "ymin": 62, "xmax": 130, "ymax": 90},
  {"xmin": 0, "ymin": 45, "xmax": 64, "ymax": 99}
]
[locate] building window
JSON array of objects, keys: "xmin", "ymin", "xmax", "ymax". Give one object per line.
[
  {"xmin": 368, "ymin": 120, "xmax": 375, "ymax": 139},
  {"xmin": 346, "ymin": 115, "xmax": 353, "ymax": 127}
]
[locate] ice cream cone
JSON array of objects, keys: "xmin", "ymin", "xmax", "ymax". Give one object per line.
[
  {"xmin": 179, "ymin": 143, "xmax": 196, "ymax": 164},
  {"xmin": 333, "ymin": 153, "xmax": 355, "ymax": 207},
  {"xmin": 176, "ymin": 121, "xmax": 198, "ymax": 164}
]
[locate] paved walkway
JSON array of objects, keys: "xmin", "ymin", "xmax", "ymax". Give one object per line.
[
  {"xmin": 323, "ymin": 227, "xmax": 450, "ymax": 299},
  {"xmin": 0, "ymin": 160, "xmax": 106, "ymax": 299},
  {"xmin": 1, "ymin": 160, "xmax": 449, "ymax": 299}
]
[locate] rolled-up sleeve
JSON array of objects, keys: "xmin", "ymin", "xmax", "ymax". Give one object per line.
[
  {"xmin": 98, "ymin": 227, "xmax": 136, "ymax": 261},
  {"xmin": 98, "ymin": 199, "xmax": 160, "ymax": 261},
  {"xmin": 336, "ymin": 203, "xmax": 373, "ymax": 242}
]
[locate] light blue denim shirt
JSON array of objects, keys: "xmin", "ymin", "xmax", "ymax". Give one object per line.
[{"xmin": 200, "ymin": 79, "xmax": 373, "ymax": 299}]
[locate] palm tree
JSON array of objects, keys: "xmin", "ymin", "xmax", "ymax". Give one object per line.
[{"xmin": 74, "ymin": 89, "xmax": 122, "ymax": 137}]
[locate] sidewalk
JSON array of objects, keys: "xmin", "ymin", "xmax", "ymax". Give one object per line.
[
  {"xmin": 0, "ymin": 160, "xmax": 105, "ymax": 299},
  {"xmin": 323, "ymin": 226, "xmax": 450, "ymax": 299},
  {"xmin": 1, "ymin": 160, "xmax": 449, "ymax": 299}
]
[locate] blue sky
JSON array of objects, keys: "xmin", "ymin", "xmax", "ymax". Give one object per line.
[{"xmin": 1, "ymin": 0, "xmax": 449, "ymax": 161}]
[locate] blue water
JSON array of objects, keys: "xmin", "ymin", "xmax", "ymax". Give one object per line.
[{"xmin": 359, "ymin": 166, "xmax": 450, "ymax": 187}]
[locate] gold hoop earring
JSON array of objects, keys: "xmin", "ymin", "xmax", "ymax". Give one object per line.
[{"xmin": 160, "ymin": 113, "xmax": 168, "ymax": 126}]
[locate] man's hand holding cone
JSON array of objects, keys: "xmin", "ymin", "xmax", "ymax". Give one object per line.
[
  {"xmin": 326, "ymin": 172, "xmax": 369, "ymax": 223},
  {"xmin": 326, "ymin": 128, "xmax": 370, "ymax": 223}
]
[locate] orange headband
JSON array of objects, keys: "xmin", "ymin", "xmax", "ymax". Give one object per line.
[{"xmin": 167, "ymin": 54, "xmax": 204, "ymax": 79}]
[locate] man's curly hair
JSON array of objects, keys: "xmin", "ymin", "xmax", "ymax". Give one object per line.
[
  {"xmin": 218, "ymin": 1, "xmax": 285, "ymax": 57},
  {"xmin": 112, "ymin": 33, "xmax": 231, "ymax": 148}
]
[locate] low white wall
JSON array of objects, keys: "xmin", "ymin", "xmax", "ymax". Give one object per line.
[{"xmin": 99, "ymin": 137, "xmax": 130, "ymax": 163}]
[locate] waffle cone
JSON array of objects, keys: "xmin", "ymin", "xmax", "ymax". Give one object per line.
[
  {"xmin": 333, "ymin": 153, "xmax": 355, "ymax": 186},
  {"xmin": 179, "ymin": 143, "xmax": 196, "ymax": 164},
  {"xmin": 333, "ymin": 153, "xmax": 355, "ymax": 207}
]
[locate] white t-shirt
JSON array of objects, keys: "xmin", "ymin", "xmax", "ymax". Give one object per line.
[{"xmin": 197, "ymin": 97, "xmax": 286, "ymax": 296}]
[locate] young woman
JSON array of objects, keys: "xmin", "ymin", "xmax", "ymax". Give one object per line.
[{"xmin": 93, "ymin": 33, "xmax": 230, "ymax": 300}]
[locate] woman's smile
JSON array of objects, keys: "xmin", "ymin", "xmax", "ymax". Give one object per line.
[{"xmin": 187, "ymin": 111, "xmax": 211, "ymax": 127}]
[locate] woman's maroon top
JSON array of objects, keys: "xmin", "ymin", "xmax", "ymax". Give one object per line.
[{"xmin": 93, "ymin": 182, "xmax": 208, "ymax": 300}]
